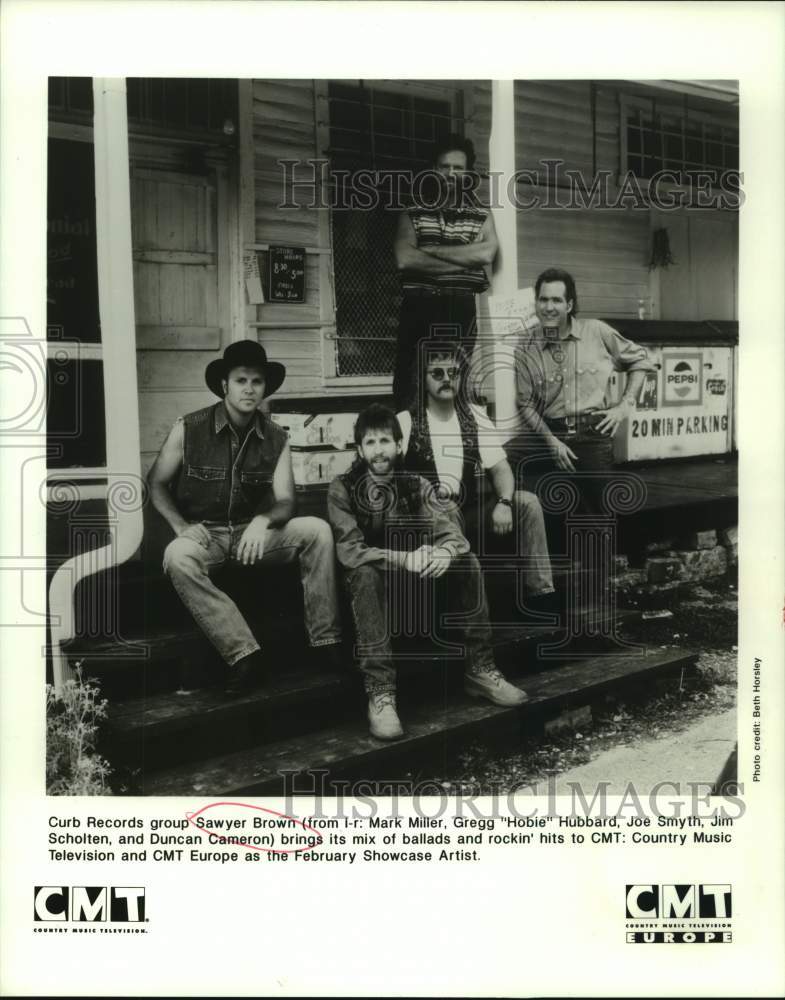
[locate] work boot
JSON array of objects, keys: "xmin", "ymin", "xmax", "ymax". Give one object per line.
[
  {"xmin": 225, "ymin": 649, "xmax": 264, "ymax": 697},
  {"xmin": 312, "ymin": 643, "xmax": 346, "ymax": 672},
  {"xmin": 367, "ymin": 689, "xmax": 404, "ymax": 741},
  {"xmin": 526, "ymin": 589, "xmax": 562, "ymax": 617},
  {"xmin": 464, "ymin": 664, "xmax": 528, "ymax": 707}
]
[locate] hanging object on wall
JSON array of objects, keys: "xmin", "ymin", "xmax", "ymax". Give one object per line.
[{"xmin": 649, "ymin": 227, "xmax": 676, "ymax": 270}]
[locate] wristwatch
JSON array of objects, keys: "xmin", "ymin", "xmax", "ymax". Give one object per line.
[{"xmin": 496, "ymin": 498, "xmax": 513, "ymax": 508}]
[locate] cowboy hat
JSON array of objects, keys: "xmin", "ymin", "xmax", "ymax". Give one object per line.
[{"xmin": 205, "ymin": 340, "xmax": 286, "ymax": 398}]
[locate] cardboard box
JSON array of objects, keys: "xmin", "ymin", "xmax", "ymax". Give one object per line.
[
  {"xmin": 271, "ymin": 412, "xmax": 358, "ymax": 450},
  {"xmin": 290, "ymin": 448, "xmax": 356, "ymax": 486}
]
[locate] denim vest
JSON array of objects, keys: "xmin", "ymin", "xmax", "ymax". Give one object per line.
[
  {"xmin": 174, "ymin": 403, "xmax": 288, "ymax": 525},
  {"xmin": 403, "ymin": 405, "xmax": 483, "ymax": 510}
]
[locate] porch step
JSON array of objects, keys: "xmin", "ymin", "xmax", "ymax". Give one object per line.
[
  {"xmin": 136, "ymin": 646, "xmax": 697, "ymax": 796},
  {"xmin": 99, "ymin": 606, "xmax": 642, "ymax": 774},
  {"xmin": 102, "ymin": 605, "xmax": 641, "ymax": 732},
  {"xmin": 68, "ymin": 588, "xmax": 640, "ymax": 700},
  {"xmin": 67, "ymin": 600, "xmax": 638, "ymax": 664},
  {"xmin": 64, "ymin": 557, "xmax": 606, "ymax": 647}
]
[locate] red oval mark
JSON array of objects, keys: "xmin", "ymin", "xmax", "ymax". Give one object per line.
[{"xmin": 185, "ymin": 801, "xmax": 324, "ymax": 855}]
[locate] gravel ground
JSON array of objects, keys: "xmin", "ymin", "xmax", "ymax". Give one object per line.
[{"xmin": 404, "ymin": 576, "xmax": 738, "ymax": 794}]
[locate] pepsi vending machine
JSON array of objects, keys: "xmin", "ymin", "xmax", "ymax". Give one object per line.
[{"xmin": 601, "ymin": 320, "xmax": 737, "ymax": 463}]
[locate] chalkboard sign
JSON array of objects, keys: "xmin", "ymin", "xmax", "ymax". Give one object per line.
[{"xmin": 268, "ymin": 245, "xmax": 306, "ymax": 303}]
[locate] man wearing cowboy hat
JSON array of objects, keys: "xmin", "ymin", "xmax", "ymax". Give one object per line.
[{"xmin": 148, "ymin": 339, "xmax": 342, "ymax": 694}]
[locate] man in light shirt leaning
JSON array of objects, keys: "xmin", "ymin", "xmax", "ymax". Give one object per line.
[{"xmin": 505, "ymin": 267, "xmax": 656, "ymax": 515}]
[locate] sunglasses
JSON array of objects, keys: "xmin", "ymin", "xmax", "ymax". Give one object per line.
[{"xmin": 427, "ymin": 367, "xmax": 459, "ymax": 381}]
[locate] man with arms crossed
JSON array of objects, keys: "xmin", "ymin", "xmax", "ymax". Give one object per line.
[{"xmin": 392, "ymin": 135, "xmax": 498, "ymax": 409}]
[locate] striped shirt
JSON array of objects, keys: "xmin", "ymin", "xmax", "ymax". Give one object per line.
[{"xmin": 402, "ymin": 202, "xmax": 490, "ymax": 295}]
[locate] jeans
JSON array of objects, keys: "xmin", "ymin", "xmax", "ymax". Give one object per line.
[
  {"xmin": 504, "ymin": 426, "xmax": 615, "ymax": 516},
  {"xmin": 459, "ymin": 489, "xmax": 555, "ymax": 596},
  {"xmin": 343, "ymin": 552, "xmax": 496, "ymax": 694},
  {"xmin": 163, "ymin": 517, "xmax": 341, "ymax": 666}
]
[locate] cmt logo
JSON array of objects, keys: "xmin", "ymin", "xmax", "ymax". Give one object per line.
[
  {"xmin": 34, "ymin": 886, "xmax": 145, "ymax": 922},
  {"xmin": 626, "ymin": 884, "xmax": 732, "ymax": 919}
]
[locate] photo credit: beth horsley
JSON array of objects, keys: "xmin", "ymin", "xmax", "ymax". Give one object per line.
[{"xmin": 752, "ymin": 658, "xmax": 762, "ymax": 783}]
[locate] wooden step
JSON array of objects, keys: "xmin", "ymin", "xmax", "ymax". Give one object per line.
[
  {"xmin": 136, "ymin": 646, "xmax": 696, "ymax": 796},
  {"xmin": 103, "ymin": 607, "xmax": 641, "ymax": 739},
  {"xmin": 65, "ymin": 555, "xmax": 607, "ymax": 644},
  {"xmin": 100, "ymin": 607, "xmax": 642, "ymax": 772},
  {"xmin": 69, "ymin": 600, "xmax": 638, "ymax": 664},
  {"xmin": 107, "ymin": 657, "xmax": 353, "ymax": 739}
]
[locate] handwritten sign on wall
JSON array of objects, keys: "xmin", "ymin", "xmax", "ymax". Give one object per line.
[
  {"xmin": 268, "ymin": 246, "xmax": 306, "ymax": 303},
  {"xmin": 243, "ymin": 250, "xmax": 265, "ymax": 304}
]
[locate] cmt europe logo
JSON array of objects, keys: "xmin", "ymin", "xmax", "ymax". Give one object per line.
[
  {"xmin": 626, "ymin": 884, "xmax": 732, "ymax": 944},
  {"xmin": 34, "ymin": 886, "xmax": 145, "ymax": 923}
]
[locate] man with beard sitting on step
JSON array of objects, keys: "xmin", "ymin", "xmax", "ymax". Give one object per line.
[{"xmin": 327, "ymin": 403, "xmax": 527, "ymax": 741}]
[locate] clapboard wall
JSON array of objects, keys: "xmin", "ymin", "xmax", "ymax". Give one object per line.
[
  {"xmin": 514, "ymin": 80, "xmax": 651, "ymax": 318},
  {"xmin": 250, "ymin": 79, "xmax": 325, "ymax": 397}
]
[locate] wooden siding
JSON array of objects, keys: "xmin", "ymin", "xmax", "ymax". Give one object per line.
[
  {"xmin": 251, "ymin": 80, "xmax": 324, "ymax": 397},
  {"xmin": 514, "ymin": 81, "xmax": 649, "ymax": 318},
  {"xmin": 516, "ymin": 208, "xmax": 651, "ymax": 317},
  {"xmin": 515, "ymin": 80, "xmax": 595, "ymax": 178},
  {"xmin": 512, "ymin": 81, "xmax": 738, "ymax": 320}
]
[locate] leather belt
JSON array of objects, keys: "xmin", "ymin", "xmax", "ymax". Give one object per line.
[
  {"xmin": 546, "ymin": 413, "xmax": 604, "ymax": 436},
  {"xmin": 402, "ymin": 286, "xmax": 478, "ymax": 299}
]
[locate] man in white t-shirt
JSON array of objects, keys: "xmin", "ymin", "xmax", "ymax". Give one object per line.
[{"xmin": 397, "ymin": 346, "xmax": 555, "ymax": 606}]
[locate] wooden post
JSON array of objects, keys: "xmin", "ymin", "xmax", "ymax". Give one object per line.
[
  {"xmin": 48, "ymin": 78, "xmax": 143, "ymax": 691},
  {"xmin": 487, "ymin": 80, "xmax": 520, "ymax": 433}
]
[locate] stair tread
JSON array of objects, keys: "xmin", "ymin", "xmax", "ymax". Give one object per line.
[
  {"xmin": 139, "ymin": 645, "xmax": 696, "ymax": 796},
  {"xmin": 108, "ymin": 661, "xmax": 350, "ymax": 732},
  {"xmin": 105, "ymin": 607, "xmax": 642, "ymax": 736},
  {"xmin": 68, "ymin": 605, "xmax": 640, "ymax": 660}
]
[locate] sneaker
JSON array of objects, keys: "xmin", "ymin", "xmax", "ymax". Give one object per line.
[
  {"xmin": 464, "ymin": 666, "xmax": 528, "ymax": 707},
  {"xmin": 367, "ymin": 690, "xmax": 404, "ymax": 741}
]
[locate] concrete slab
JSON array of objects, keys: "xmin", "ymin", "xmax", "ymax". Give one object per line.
[{"xmin": 552, "ymin": 707, "xmax": 737, "ymax": 794}]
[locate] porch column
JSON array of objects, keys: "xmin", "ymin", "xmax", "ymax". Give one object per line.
[
  {"xmin": 48, "ymin": 78, "xmax": 143, "ymax": 690},
  {"xmin": 93, "ymin": 77, "xmax": 141, "ymax": 479},
  {"xmin": 488, "ymin": 79, "xmax": 519, "ymax": 434}
]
